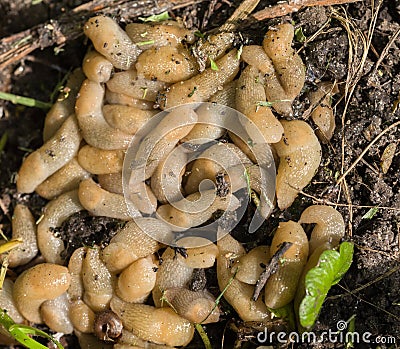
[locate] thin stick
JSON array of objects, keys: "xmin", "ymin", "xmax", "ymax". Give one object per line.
[
  {"xmin": 252, "ymin": 242, "xmax": 292, "ymax": 301},
  {"xmin": 336, "ymin": 120, "xmax": 400, "ymax": 184},
  {"xmin": 253, "ymin": 0, "xmax": 361, "ymax": 21}
]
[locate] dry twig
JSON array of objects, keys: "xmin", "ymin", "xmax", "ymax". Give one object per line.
[{"xmin": 252, "ymin": 0, "xmax": 362, "ymax": 20}]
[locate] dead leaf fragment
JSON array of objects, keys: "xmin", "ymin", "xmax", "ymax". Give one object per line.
[{"xmin": 380, "ymin": 143, "xmax": 397, "ymax": 174}]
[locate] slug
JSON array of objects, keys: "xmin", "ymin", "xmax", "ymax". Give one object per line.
[
  {"xmin": 217, "ymin": 233, "xmax": 271, "ymax": 322},
  {"xmin": 0, "ymin": 279, "xmax": 24, "ymax": 324},
  {"xmin": 82, "ymin": 49, "xmax": 114, "ymax": 83},
  {"xmin": 158, "ymin": 49, "xmax": 240, "ymax": 109},
  {"xmin": 262, "ymin": 23, "xmax": 306, "ymax": 116},
  {"xmin": 37, "ymin": 189, "xmax": 84, "ymax": 264},
  {"xmin": 308, "ymin": 81, "xmax": 338, "ymax": 143},
  {"xmin": 78, "ymin": 145, "xmax": 124, "ymax": 175},
  {"xmin": 75, "ymin": 79, "xmax": 132, "ymax": 150},
  {"xmin": 127, "ymin": 104, "xmax": 197, "ymax": 184},
  {"xmin": 102, "ymin": 104, "xmax": 157, "ymax": 135},
  {"xmin": 184, "ymin": 142, "xmax": 252, "ymax": 195},
  {"xmin": 236, "ymin": 64, "xmax": 283, "ymax": 144},
  {"xmin": 116, "ymin": 255, "xmax": 158, "ymax": 303},
  {"xmin": 232, "ymin": 245, "xmax": 270, "ymax": 285},
  {"xmin": 274, "ymin": 120, "xmax": 322, "ymax": 210},
  {"xmin": 152, "ymin": 247, "xmax": 194, "ymax": 307},
  {"xmin": 126, "ymin": 22, "xmax": 196, "ymax": 49},
  {"xmin": 13, "ymin": 263, "xmax": 71, "ymax": 323},
  {"xmin": 299, "ymin": 205, "xmax": 345, "ymax": 254},
  {"xmin": 78, "ymin": 178, "xmax": 135, "ymax": 220},
  {"xmin": 98, "ymin": 172, "xmax": 124, "ymax": 194},
  {"xmin": 67, "ymin": 247, "xmax": 86, "ymax": 300},
  {"xmin": 111, "ymin": 297, "xmax": 194, "ymax": 347},
  {"xmin": 69, "ymin": 299, "xmax": 96, "ymax": 334},
  {"xmin": 106, "ymin": 69, "xmax": 169, "ymax": 102},
  {"xmin": 264, "ymin": 221, "xmax": 309, "ymax": 309},
  {"xmin": 150, "ymin": 145, "xmax": 187, "ymax": 204},
  {"xmin": 83, "ymin": 15, "xmax": 141, "ymax": 70},
  {"xmin": 35, "ymin": 157, "xmax": 90, "ymax": 200},
  {"xmin": 8, "ymin": 204, "xmax": 38, "ymax": 267},
  {"xmin": 126, "ymin": 181, "xmax": 158, "ymax": 215},
  {"xmin": 163, "ymin": 288, "xmax": 220, "ymax": 324},
  {"xmin": 105, "ymin": 89, "xmax": 154, "ymax": 110},
  {"xmin": 135, "ymin": 45, "xmax": 198, "ymax": 83},
  {"xmin": 180, "ymin": 102, "xmax": 228, "ymax": 144},
  {"xmin": 175, "ymin": 237, "xmax": 219, "ymax": 268},
  {"xmin": 17, "ymin": 115, "xmax": 81, "ymax": 193},
  {"xmin": 156, "ymin": 189, "xmax": 240, "ymax": 231},
  {"xmin": 43, "ymin": 68, "xmax": 85, "ymax": 141},
  {"xmin": 101, "ymin": 218, "xmax": 169, "ymax": 273},
  {"xmin": 41, "ymin": 292, "xmax": 73, "ymax": 334},
  {"xmin": 82, "ymin": 246, "xmax": 116, "ymax": 312}
]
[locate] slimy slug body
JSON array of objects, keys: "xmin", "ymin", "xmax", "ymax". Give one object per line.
[
  {"xmin": 107, "ymin": 69, "xmax": 169, "ymax": 102},
  {"xmin": 236, "ymin": 64, "xmax": 284, "ymax": 144},
  {"xmin": 43, "ymin": 68, "xmax": 85, "ymax": 141},
  {"xmin": 102, "ymin": 104, "xmax": 157, "ymax": 135},
  {"xmin": 37, "ymin": 190, "xmax": 84, "ymax": 264},
  {"xmin": 41, "ymin": 292, "xmax": 73, "ymax": 334},
  {"xmin": 35, "ymin": 157, "xmax": 91, "ymax": 200},
  {"xmin": 264, "ymin": 221, "xmax": 308, "ymax": 309},
  {"xmin": 299, "ymin": 205, "xmax": 345, "ymax": 254},
  {"xmin": 126, "ymin": 22, "xmax": 196, "ymax": 49},
  {"xmin": 84, "ymin": 15, "xmax": 141, "ymax": 70},
  {"xmin": 262, "ymin": 23, "xmax": 305, "ymax": 116},
  {"xmin": 82, "ymin": 50, "xmax": 114, "ymax": 83},
  {"xmin": 102, "ymin": 218, "xmax": 167, "ymax": 273},
  {"xmin": 274, "ymin": 120, "xmax": 322, "ymax": 209},
  {"xmin": 75, "ymin": 79, "xmax": 132, "ymax": 150},
  {"xmin": 159, "ymin": 49, "xmax": 240, "ymax": 109},
  {"xmin": 78, "ymin": 178, "xmax": 135, "ymax": 220},
  {"xmin": 217, "ymin": 234, "xmax": 271, "ymax": 322},
  {"xmin": 82, "ymin": 247, "xmax": 116, "ymax": 312},
  {"xmin": 136, "ymin": 45, "xmax": 198, "ymax": 83},
  {"xmin": 111, "ymin": 297, "xmax": 194, "ymax": 347},
  {"xmin": 78, "ymin": 145, "xmax": 124, "ymax": 175},
  {"xmin": 17, "ymin": 115, "xmax": 81, "ymax": 193},
  {"xmin": 9, "ymin": 204, "xmax": 38, "ymax": 267},
  {"xmin": 116, "ymin": 255, "xmax": 158, "ymax": 303},
  {"xmin": 13, "ymin": 263, "xmax": 71, "ymax": 323}
]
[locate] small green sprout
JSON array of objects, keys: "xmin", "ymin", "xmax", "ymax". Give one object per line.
[
  {"xmin": 209, "ymin": 57, "xmax": 219, "ymax": 71},
  {"xmin": 194, "ymin": 31, "xmax": 205, "ymax": 39},
  {"xmin": 139, "ymin": 11, "xmax": 170, "ymax": 22},
  {"xmin": 294, "ymin": 27, "xmax": 306, "ymax": 43}
]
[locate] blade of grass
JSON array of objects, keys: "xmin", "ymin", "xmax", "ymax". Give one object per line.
[
  {"xmin": 0, "ymin": 91, "xmax": 52, "ymax": 109},
  {"xmin": 195, "ymin": 323, "xmax": 212, "ymax": 349}
]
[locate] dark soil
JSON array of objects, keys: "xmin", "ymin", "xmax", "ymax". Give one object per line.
[{"xmin": 0, "ymin": 1, "xmax": 399, "ymax": 348}]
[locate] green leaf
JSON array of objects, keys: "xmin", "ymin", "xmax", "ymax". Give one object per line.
[
  {"xmin": 0, "ymin": 309, "xmax": 64, "ymax": 349},
  {"xmin": 209, "ymin": 57, "xmax": 219, "ymax": 71},
  {"xmin": 362, "ymin": 207, "xmax": 378, "ymax": 220},
  {"xmin": 139, "ymin": 11, "xmax": 170, "ymax": 22},
  {"xmin": 299, "ymin": 242, "xmax": 354, "ymax": 328},
  {"xmin": 294, "ymin": 27, "xmax": 306, "ymax": 43},
  {"xmin": 194, "ymin": 30, "xmax": 205, "ymax": 39}
]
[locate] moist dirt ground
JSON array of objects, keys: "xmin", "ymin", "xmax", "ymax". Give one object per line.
[{"xmin": 0, "ymin": 0, "xmax": 399, "ymax": 348}]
